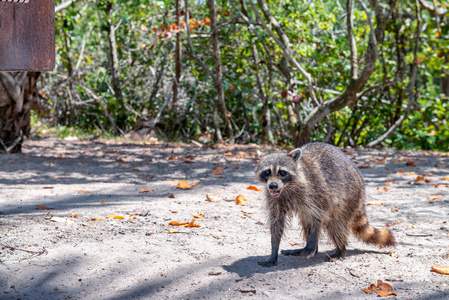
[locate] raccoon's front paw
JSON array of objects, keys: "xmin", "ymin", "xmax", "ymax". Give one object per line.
[{"xmin": 258, "ymin": 258, "xmax": 277, "ymax": 267}]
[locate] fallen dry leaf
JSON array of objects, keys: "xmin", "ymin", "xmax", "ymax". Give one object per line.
[
  {"xmin": 409, "ymin": 172, "xmax": 416, "ymax": 175},
  {"xmin": 384, "ymin": 181, "xmax": 394, "ymax": 186},
  {"xmin": 139, "ymin": 188, "xmax": 154, "ymax": 193},
  {"xmin": 69, "ymin": 212, "xmax": 79, "ymax": 218},
  {"xmin": 406, "ymin": 160, "xmax": 417, "ymax": 167},
  {"xmin": 100, "ymin": 201, "xmax": 106, "ymax": 204},
  {"xmin": 431, "ymin": 266, "xmax": 449, "ymax": 275},
  {"xmin": 170, "ymin": 210, "xmax": 178, "ymax": 213},
  {"xmin": 169, "ymin": 230, "xmax": 178, "ymax": 234},
  {"xmin": 377, "ymin": 187, "xmax": 389, "ymax": 193},
  {"xmin": 390, "ymin": 253, "xmax": 399, "ymax": 258},
  {"xmin": 415, "ymin": 175, "xmax": 424, "ymax": 184},
  {"xmin": 357, "ymin": 164, "xmax": 371, "ymax": 169},
  {"xmin": 212, "ymin": 166, "xmax": 227, "ymax": 175},
  {"xmin": 194, "ymin": 212, "xmax": 205, "ymax": 219},
  {"xmin": 185, "ymin": 219, "xmax": 201, "ymax": 228},
  {"xmin": 36, "ymin": 205, "xmax": 53, "ymax": 210},
  {"xmin": 428, "ymin": 195, "xmax": 443, "ymax": 200},
  {"xmin": 106, "ymin": 214, "xmax": 124, "ymax": 219},
  {"xmin": 367, "ymin": 202, "xmax": 382, "ymax": 206},
  {"xmin": 176, "ymin": 180, "xmax": 198, "ymax": 189},
  {"xmin": 169, "ymin": 221, "xmax": 189, "ymax": 226},
  {"xmin": 364, "ymin": 280, "xmax": 397, "ymax": 297},
  {"xmin": 235, "ymin": 195, "xmax": 247, "ymax": 206},
  {"xmin": 43, "ymin": 186, "xmax": 54, "ymax": 189},
  {"xmin": 77, "ymin": 190, "xmax": 91, "ymax": 194},
  {"xmin": 206, "ymin": 194, "xmax": 222, "ymax": 202},
  {"xmin": 129, "ymin": 216, "xmax": 137, "ymax": 220},
  {"xmin": 88, "ymin": 218, "xmax": 104, "ymax": 221},
  {"xmin": 168, "ymin": 194, "xmax": 175, "ymax": 198},
  {"xmin": 242, "ymin": 211, "xmax": 253, "ymax": 214},
  {"xmin": 443, "ymin": 177, "xmax": 449, "ymax": 181},
  {"xmin": 246, "ymin": 185, "xmax": 262, "ymax": 192}
]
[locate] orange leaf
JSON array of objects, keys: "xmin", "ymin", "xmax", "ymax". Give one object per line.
[
  {"xmin": 170, "ymin": 221, "xmax": 188, "ymax": 226},
  {"xmin": 235, "ymin": 195, "xmax": 247, "ymax": 206},
  {"xmin": 367, "ymin": 202, "xmax": 382, "ymax": 206},
  {"xmin": 69, "ymin": 213, "xmax": 78, "ymax": 218},
  {"xmin": 168, "ymin": 157, "xmax": 176, "ymax": 161},
  {"xmin": 377, "ymin": 280, "xmax": 393, "ymax": 291},
  {"xmin": 428, "ymin": 195, "xmax": 443, "ymax": 200},
  {"xmin": 415, "ymin": 175, "xmax": 424, "ymax": 184},
  {"xmin": 176, "ymin": 180, "xmax": 198, "ymax": 189},
  {"xmin": 194, "ymin": 212, "xmax": 205, "ymax": 219},
  {"xmin": 129, "ymin": 216, "xmax": 137, "ymax": 220},
  {"xmin": 376, "ymin": 187, "xmax": 388, "ymax": 193},
  {"xmin": 169, "ymin": 230, "xmax": 178, "ymax": 234},
  {"xmin": 409, "ymin": 172, "xmax": 415, "ymax": 175},
  {"xmin": 170, "ymin": 210, "xmax": 178, "ymax": 213},
  {"xmin": 36, "ymin": 205, "xmax": 53, "ymax": 210},
  {"xmin": 212, "ymin": 166, "xmax": 226, "ymax": 175},
  {"xmin": 373, "ymin": 290, "xmax": 397, "ymax": 297},
  {"xmin": 43, "ymin": 186, "xmax": 54, "ymax": 189},
  {"xmin": 431, "ymin": 266, "xmax": 449, "ymax": 275},
  {"xmin": 406, "ymin": 160, "xmax": 416, "ymax": 167},
  {"xmin": 89, "ymin": 218, "xmax": 104, "ymax": 221},
  {"xmin": 357, "ymin": 164, "xmax": 371, "ymax": 169},
  {"xmin": 107, "ymin": 214, "xmax": 124, "ymax": 219},
  {"xmin": 139, "ymin": 188, "xmax": 154, "ymax": 193},
  {"xmin": 77, "ymin": 190, "xmax": 91, "ymax": 194},
  {"xmin": 100, "ymin": 201, "xmax": 106, "ymax": 204},
  {"xmin": 246, "ymin": 185, "xmax": 262, "ymax": 192},
  {"xmin": 443, "ymin": 177, "xmax": 449, "ymax": 181},
  {"xmin": 384, "ymin": 181, "xmax": 394, "ymax": 186},
  {"xmin": 185, "ymin": 219, "xmax": 201, "ymax": 228},
  {"xmin": 363, "ymin": 288, "xmax": 373, "ymax": 294},
  {"xmin": 390, "ymin": 253, "xmax": 399, "ymax": 258},
  {"xmin": 206, "ymin": 194, "xmax": 222, "ymax": 202},
  {"xmin": 242, "ymin": 211, "xmax": 253, "ymax": 214}
]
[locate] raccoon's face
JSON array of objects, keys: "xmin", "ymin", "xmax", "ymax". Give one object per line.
[
  {"xmin": 256, "ymin": 149, "xmax": 302, "ymax": 198},
  {"xmin": 258, "ymin": 166, "xmax": 294, "ymax": 197}
]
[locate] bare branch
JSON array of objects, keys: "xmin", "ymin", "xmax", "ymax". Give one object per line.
[
  {"xmin": 366, "ymin": 0, "xmax": 421, "ymax": 148},
  {"xmin": 347, "ymin": 0, "xmax": 358, "ymax": 80},
  {"xmin": 249, "ymin": 0, "xmax": 319, "ymax": 106}
]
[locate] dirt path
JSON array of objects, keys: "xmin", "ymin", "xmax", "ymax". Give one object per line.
[{"xmin": 1, "ymin": 137, "xmax": 448, "ymax": 299}]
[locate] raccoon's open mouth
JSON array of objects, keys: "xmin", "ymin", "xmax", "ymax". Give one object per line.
[{"xmin": 270, "ymin": 190, "xmax": 280, "ymax": 197}]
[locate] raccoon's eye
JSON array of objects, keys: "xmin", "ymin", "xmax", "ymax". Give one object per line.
[
  {"xmin": 278, "ymin": 170, "xmax": 288, "ymax": 177},
  {"xmin": 262, "ymin": 170, "xmax": 271, "ymax": 177}
]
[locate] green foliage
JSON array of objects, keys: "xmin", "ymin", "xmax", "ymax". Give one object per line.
[{"xmin": 35, "ymin": 0, "xmax": 449, "ymax": 151}]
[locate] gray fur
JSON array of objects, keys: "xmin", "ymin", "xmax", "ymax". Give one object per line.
[{"xmin": 256, "ymin": 142, "xmax": 395, "ymax": 267}]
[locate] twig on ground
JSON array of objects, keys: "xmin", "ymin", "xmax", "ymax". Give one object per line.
[{"xmin": 0, "ymin": 243, "xmax": 47, "ymax": 260}]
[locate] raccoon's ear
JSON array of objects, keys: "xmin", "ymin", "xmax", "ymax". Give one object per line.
[{"xmin": 288, "ymin": 148, "xmax": 302, "ymax": 162}]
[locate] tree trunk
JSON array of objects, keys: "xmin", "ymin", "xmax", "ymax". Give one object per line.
[
  {"xmin": 104, "ymin": 1, "xmax": 125, "ymax": 129},
  {"xmin": 0, "ymin": 72, "xmax": 39, "ymax": 153},
  {"xmin": 173, "ymin": 0, "xmax": 182, "ymax": 111},
  {"xmin": 207, "ymin": 0, "xmax": 233, "ymax": 140}
]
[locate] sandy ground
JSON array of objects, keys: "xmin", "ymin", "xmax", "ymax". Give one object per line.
[{"xmin": 1, "ymin": 137, "xmax": 449, "ymax": 299}]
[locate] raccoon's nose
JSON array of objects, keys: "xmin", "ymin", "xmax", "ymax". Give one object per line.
[{"xmin": 269, "ymin": 182, "xmax": 278, "ymax": 190}]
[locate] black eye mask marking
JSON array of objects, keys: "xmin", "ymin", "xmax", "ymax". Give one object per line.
[{"xmin": 278, "ymin": 170, "xmax": 287, "ymax": 177}]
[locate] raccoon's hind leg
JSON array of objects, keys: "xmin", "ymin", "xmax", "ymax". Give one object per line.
[
  {"xmin": 326, "ymin": 223, "xmax": 350, "ymax": 261},
  {"xmin": 281, "ymin": 218, "xmax": 320, "ymax": 259}
]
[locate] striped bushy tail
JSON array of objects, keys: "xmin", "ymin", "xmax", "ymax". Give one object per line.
[{"xmin": 352, "ymin": 214, "xmax": 396, "ymax": 246}]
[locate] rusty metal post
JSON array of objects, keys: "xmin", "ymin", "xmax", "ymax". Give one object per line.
[{"xmin": 0, "ymin": 0, "xmax": 55, "ymax": 71}]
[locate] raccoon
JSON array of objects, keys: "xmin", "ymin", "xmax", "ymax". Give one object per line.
[{"xmin": 255, "ymin": 142, "xmax": 395, "ymax": 267}]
